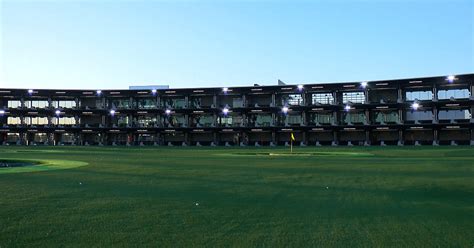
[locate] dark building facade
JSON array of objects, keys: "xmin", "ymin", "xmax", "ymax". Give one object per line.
[{"xmin": 0, "ymin": 74, "xmax": 473, "ymax": 146}]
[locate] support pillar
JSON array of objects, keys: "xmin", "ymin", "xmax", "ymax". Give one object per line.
[
  {"xmin": 398, "ymin": 129, "xmax": 404, "ymax": 146},
  {"xmin": 433, "ymin": 129, "xmax": 439, "ymax": 146},
  {"xmin": 432, "ymin": 106, "xmax": 438, "ymax": 124},
  {"xmin": 332, "ymin": 111, "xmax": 338, "ymax": 125},
  {"xmin": 397, "ymin": 88, "xmax": 403, "ymax": 103},
  {"xmin": 332, "ymin": 130, "xmax": 338, "ymax": 146},
  {"xmin": 432, "ymin": 85, "xmax": 438, "ymax": 102}
]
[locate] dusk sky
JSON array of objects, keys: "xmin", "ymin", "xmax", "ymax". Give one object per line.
[{"xmin": 0, "ymin": 0, "xmax": 472, "ymax": 89}]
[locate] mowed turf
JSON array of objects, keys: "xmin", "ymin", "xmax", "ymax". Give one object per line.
[{"xmin": 0, "ymin": 146, "xmax": 473, "ymax": 247}]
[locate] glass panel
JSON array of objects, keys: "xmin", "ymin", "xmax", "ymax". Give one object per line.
[
  {"xmin": 438, "ymin": 89, "xmax": 470, "ymax": 99},
  {"xmin": 312, "ymin": 93, "xmax": 334, "ymax": 104},
  {"xmin": 342, "ymin": 92, "xmax": 365, "ymax": 104},
  {"xmin": 406, "ymin": 91, "xmax": 433, "ymax": 101}
]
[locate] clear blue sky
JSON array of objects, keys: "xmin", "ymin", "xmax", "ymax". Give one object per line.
[{"xmin": 0, "ymin": 0, "xmax": 472, "ymax": 89}]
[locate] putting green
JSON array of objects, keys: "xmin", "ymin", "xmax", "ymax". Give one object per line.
[
  {"xmin": 226, "ymin": 151, "xmax": 374, "ymax": 157},
  {"xmin": 0, "ymin": 159, "xmax": 88, "ymax": 174}
]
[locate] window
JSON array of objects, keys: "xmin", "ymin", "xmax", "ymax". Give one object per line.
[
  {"xmin": 111, "ymin": 99, "xmax": 131, "ymax": 109},
  {"xmin": 285, "ymin": 94, "xmax": 304, "ymax": 106},
  {"xmin": 26, "ymin": 100, "xmax": 49, "ymax": 109},
  {"xmin": 287, "ymin": 114, "xmax": 302, "ymax": 124},
  {"xmin": 342, "ymin": 92, "xmax": 365, "ymax": 104},
  {"xmin": 55, "ymin": 100, "xmax": 76, "ymax": 109},
  {"xmin": 52, "ymin": 117, "xmax": 76, "ymax": 125},
  {"xmin": 221, "ymin": 116, "xmax": 233, "ymax": 126},
  {"xmin": 137, "ymin": 99, "xmax": 157, "ymax": 109},
  {"xmin": 406, "ymin": 111, "xmax": 433, "ymax": 121},
  {"xmin": 8, "ymin": 100, "xmax": 21, "ymax": 108},
  {"xmin": 438, "ymin": 110, "xmax": 471, "ymax": 120},
  {"xmin": 438, "ymin": 89, "xmax": 470, "ymax": 100},
  {"xmin": 312, "ymin": 93, "xmax": 334, "ymax": 104},
  {"xmin": 138, "ymin": 116, "xmax": 157, "ymax": 127},
  {"xmin": 6, "ymin": 133, "xmax": 20, "ymax": 142},
  {"xmin": 374, "ymin": 112, "xmax": 399, "ymax": 123},
  {"xmin": 7, "ymin": 117, "xmax": 21, "ymax": 125},
  {"xmin": 232, "ymin": 98, "xmax": 243, "ymax": 108},
  {"xmin": 311, "ymin": 113, "xmax": 332, "ymax": 124},
  {"xmin": 256, "ymin": 114, "xmax": 272, "ymax": 126},
  {"xmin": 25, "ymin": 117, "xmax": 49, "ymax": 125},
  {"xmin": 344, "ymin": 113, "xmax": 366, "ymax": 123},
  {"xmin": 406, "ymin": 91, "xmax": 433, "ymax": 101},
  {"xmin": 34, "ymin": 133, "xmax": 48, "ymax": 142}
]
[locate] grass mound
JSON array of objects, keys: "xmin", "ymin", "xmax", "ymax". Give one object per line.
[{"xmin": 0, "ymin": 159, "xmax": 88, "ymax": 174}]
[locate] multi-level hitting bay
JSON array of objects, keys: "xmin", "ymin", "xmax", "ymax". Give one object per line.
[{"xmin": 0, "ymin": 74, "xmax": 473, "ymax": 146}]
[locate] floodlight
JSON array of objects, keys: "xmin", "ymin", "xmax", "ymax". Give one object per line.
[
  {"xmin": 28, "ymin": 89, "xmax": 34, "ymax": 94},
  {"xmin": 109, "ymin": 109, "xmax": 116, "ymax": 115},
  {"xmin": 55, "ymin": 110, "xmax": 61, "ymax": 115},
  {"xmin": 282, "ymin": 106, "xmax": 289, "ymax": 114},
  {"xmin": 96, "ymin": 90, "xmax": 102, "ymax": 95},
  {"xmin": 411, "ymin": 102, "xmax": 419, "ymax": 110},
  {"xmin": 344, "ymin": 105, "xmax": 351, "ymax": 111},
  {"xmin": 446, "ymin": 75, "xmax": 456, "ymax": 83},
  {"xmin": 297, "ymin": 85, "xmax": 304, "ymax": 91},
  {"xmin": 151, "ymin": 89, "xmax": 157, "ymax": 94},
  {"xmin": 223, "ymin": 87, "xmax": 229, "ymax": 93},
  {"xmin": 165, "ymin": 109, "xmax": 171, "ymax": 115},
  {"xmin": 361, "ymin": 82, "xmax": 368, "ymax": 88},
  {"xmin": 0, "ymin": 110, "xmax": 5, "ymax": 115},
  {"xmin": 222, "ymin": 107, "xmax": 229, "ymax": 115}
]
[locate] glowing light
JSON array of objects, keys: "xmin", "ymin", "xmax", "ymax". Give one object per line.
[
  {"xmin": 282, "ymin": 106, "xmax": 289, "ymax": 114},
  {"xmin": 151, "ymin": 89, "xmax": 157, "ymax": 94},
  {"xmin": 28, "ymin": 89, "xmax": 33, "ymax": 94},
  {"xmin": 297, "ymin": 85, "xmax": 304, "ymax": 91},
  {"xmin": 361, "ymin": 82, "xmax": 368, "ymax": 88},
  {"xmin": 96, "ymin": 90, "xmax": 102, "ymax": 95},
  {"xmin": 411, "ymin": 102, "xmax": 419, "ymax": 110},
  {"xmin": 0, "ymin": 110, "xmax": 5, "ymax": 115},
  {"xmin": 55, "ymin": 110, "xmax": 61, "ymax": 115},
  {"xmin": 165, "ymin": 109, "xmax": 171, "ymax": 115},
  {"xmin": 446, "ymin": 75, "xmax": 456, "ymax": 83},
  {"xmin": 109, "ymin": 109, "xmax": 116, "ymax": 115},
  {"xmin": 222, "ymin": 107, "xmax": 229, "ymax": 115},
  {"xmin": 344, "ymin": 105, "xmax": 351, "ymax": 111},
  {"xmin": 223, "ymin": 87, "xmax": 229, "ymax": 93}
]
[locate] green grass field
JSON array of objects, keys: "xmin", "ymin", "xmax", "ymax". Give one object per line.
[{"xmin": 0, "ymin": 146, "xmax": 473, "ymax": 247}]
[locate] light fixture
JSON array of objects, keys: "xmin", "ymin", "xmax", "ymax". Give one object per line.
[
  {"xmin": 222, "ymin": 107, "xmax": 229, "ymax": 115},
  {"xmin": 361, "ymin": 82, "xmax": 368, "ymax": 88},
  {"xmin": 446, "ymin": 75, "xmax": 456, "ymax": 83},
  {"xmin": 28, "ymin": 89, "xmax": 34, "ymax": 94},
  {"xmin": 297, "ymin": 85, "xmax": 304, "ymax": 91},
  {"xmin": 223, "ymin": 87, "xmax": 229, "ymax": 93},
  {"xmin": 96, "ymin": 90, "xmax": 102, "ymax": 95},
  {"xmin": 411, "ymin": 102, "xmax": 419, "ymax": 110},
  {"xmin": 151, "ymin": 89, "xmax": 157, "ymax": 94},
  {"xmin": 109, "ymin": 109, "xmax": 116, "ymax": 115},
  {"xmin": 55, "ymin": 110, "xmax": 61, "ymax": 115},
  {"xmin": 165, "ymin": 109, "xmax": 171, "ymax": 115},
  {"xmin": 282, "ymin": 106, "xmax": 289, "ymax": 114},
  {"xmin": 0, "ymin": 110, "xmax": 5, "ymax": 115},
  {"xmin": 344, "ymin": 105, "xmax": 351, "ymax": 111}
]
